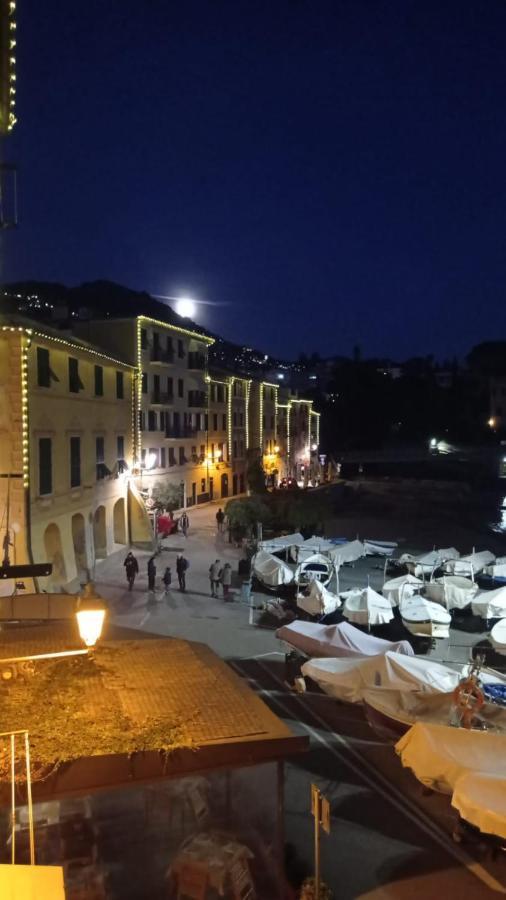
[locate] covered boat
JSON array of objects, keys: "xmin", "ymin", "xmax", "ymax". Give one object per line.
[
  {"xmin": 400, "ymin": 596, "xmax": 451, "ymax": 639},
  {"xmin": 382, "ymin": 574, "xmax": 423, "ymax": 607},
  {"xmin": 302, "ymin": 651, "xmax": 460, "ymax": 705},
  {"xmin": 276, "ymin": 620, "xmax": 414, "ymax": 659},
  {"xmin": 295, "ymin": 553, "xmax": 333, "ymax": 587},
  {"xmin": 484, "ymin": 556, "xmax": 506, "ymax": 579},
  {"xmin": 471, "ymin": 585, "xmax": 506, "ymax": 620},
  {"xmin": 342, "ymin": 586, "xmax": 394, "ymax": 627},
  {"xmin": 252, "ymin": 550, "xmax": 294, "ymax": 589},
  {"xmin": 296, "ymin": 536, "xmax": 335, "ymax": 561},
  {"xmin": 364, "ymin": 539, "xmax": 398, "ymax": 557},
  {"xmin": 452, "ymin": 772, "xmax": 506, "ymax": 842},
  {"xmin": 259, "ymin": 533, "xmax": 304, "ymax": 556},
  {"xmin": 491, "ymin": 619, "xmax": 506, "ymax": 655},
  {"xmin": 445, "ymin": 550, "xmax": 495, "ymax": 577},
  {"xmin": 296, "ymin": 580, "xmax": 341, "ymax": 618},
  {"xmin": 329, "ymin": 539, "xmax": 365, "ymax": 566},
  {"xmin": 400, "ymin": 548, "xmax": 460, "ymax": 577},
  {"xmin": 424, "ymin": 575, "xmax": 478, "ymax": 611}
]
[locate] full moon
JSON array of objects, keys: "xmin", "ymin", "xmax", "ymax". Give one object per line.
[{"xmin": 175, "ymin": 297, "xmax": 196, "ymax": 318}]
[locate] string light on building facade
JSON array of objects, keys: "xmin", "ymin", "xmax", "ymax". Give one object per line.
[
  {"xmin": 0, "ymin": 0, "xmax": 18, "ymax": 132},
  {"xmin": 21, "ymin": 334, "xmax": 30, "ymax": 488},
  {"xmin": 245, "ymin": 380, "xmax": 251, "ymax": 450}
]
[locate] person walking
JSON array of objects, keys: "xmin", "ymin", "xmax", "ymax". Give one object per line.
[
  {"xmin": 180, "ymin": 511, "xmax": 189, "ymax": 538},
  {"xmin": 147, "ymin": 555, "xmax": 157, "ymax": 592},
  {"xmin": 221, "ymin": 562, "xmax": 232, "ymax": 601},
  {"xmin": 176, "ymin": 554, "xmax": 188, "ymax": 592},
  {"xmin": 162, "ymin": 566, "xmax": 172, "ymax": 594},
  {"xmin": 123, "ymin": 551, "xmax": 139, "ymax": 591},
  {"xmin": 216, "ymin": 508, "xmax": 225, "ymax": 533},
  {"xmin": 209, "ymin": 559, "xmax": 221, "ymax": 598}
]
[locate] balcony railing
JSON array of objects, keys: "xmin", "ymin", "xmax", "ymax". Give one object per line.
[
  {"xmin": 188, "ymin": 352, "xmax": 206, "ymax": 370},
  {"xmin": 151, "ymin": 391, "xmax": 174, "ymax": 405},
  {"xmin": 165, "ymin": 425, "xmax": 198, "ymax": 439},
  {"xmin": 150, "ymin": 348, "xmax": 174, "ymax": 364},
  {"xmin": 188, "ymin": 392, "xmax": 208, "ymax": 408}
]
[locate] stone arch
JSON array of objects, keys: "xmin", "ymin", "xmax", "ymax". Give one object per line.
[
  {"xmin": 43, "ymin": 523, "xmax": 67, "ymax": 586},
  {"xmin": 93, "ymin": 505, "xmax": 107, "ymax": 559},
  {"xmin": 113, "ymin": 497, "xmax": 127, "ymax": 545}
]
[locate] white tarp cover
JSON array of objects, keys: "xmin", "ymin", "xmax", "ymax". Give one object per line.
[
  {"xmin": 342, "ymin": 586, "xmax": 394, "ymax": 626},
  {"xmin": 491, "ymin": 619, "xmax": 506, "ymax": 655},
  {"xmin": 382, "ymin": 574, "xmax": 422, "ymax": 607},
  {"xmin": 302, "ymin": 651, "xmax": 460, "ymax": 704},
  {"xmin": 276, "ymin": 620, "xmax": 414, "ymax": 658},
  {"xmin": 400, "ymin": 548, "xmax": 460, "ymax": 576},
  {"xmin": 329, "ymin": 540, "xmax": 365, "ymax": 566},
  {"xmin": 424, "ymin": 576, "xmax": 478, "ymax": 611},
  {"xmin": 452, "ymin": 772, "xmax": 506, "ymax": 840},
  {"xmin": 296, "ymin": 579, "xmax": 341, "ymax": 617},
  {"xmin": 484, "ymin": 561, "xmax": 506, "ymax": 578},
  {"xmin": 298, "ymin": 536, "xmax": 335, "ymax": 554},
  {"xmin": 396, "ymin": 720, "xmax": 506, "ymax": 793},
  {"xmin": 259, "ymin": 533, "xmax": 304, "ymax": 554},
  {"xmin": 471, "ymin": 586, "xmax": 506, "ymax": 619},
  {"xmin": 446, "ymin": 550, "xmax": 495, "ymax": 576},
  {"xmin": 252, "ymin": 550, "xmax": 294, "ymax": 587},
  {"xmin": 364, "ymin": 540, "xmax": 398, "ymax": 557},
  {"xmin": 400, "ymin": 595, "xmax": 451, "ymax": 625},
  {"xmin": 295, "ymin": 553, "xmax": 333, "ymax": 585}
]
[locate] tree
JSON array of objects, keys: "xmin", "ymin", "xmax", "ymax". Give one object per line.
[
  {"xmin": 150, "ymin": 480, "xmax": 183, "ymax": 511},
  {"xmin": 225, "ymin": 497, "xmax": 271, "ymax": 541},
  {"xmin": 246, "ymin": 458, "xmax": 267, "ymax": 493}
]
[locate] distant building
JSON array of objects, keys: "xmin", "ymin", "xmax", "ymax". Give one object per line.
[{"xmin": 489, "ymin": 376, "xmax": 506, "ymax": 432}]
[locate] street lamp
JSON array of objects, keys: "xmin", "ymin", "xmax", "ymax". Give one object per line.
[{"xmin": 488, "ymin": 417, "xmax": 497, "ymax": 429}]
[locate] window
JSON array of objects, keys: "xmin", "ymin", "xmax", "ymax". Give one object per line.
[
  {"xmin": 96, "ymin": 436, "xmax": 105, "ymax": 480},
  {"xmin": 142, "ymin": 372, "xmax": 148, "ymax": 394},
  {"xmin": 211, "ymin": 384, "xmax": 216, "ymax": 402},
  {"xmin": 148, "ymin": 410, "xmax": 157, "ymax": 431},
  {"xmin": 169, "ymin": 448, "xmax": 176, "ymax": 466},
  {"xmin": 116, "ymin": 371, "xmax": 124, "ymax": 399},
  {"xmin": 222, "ymin": 414, "xmax": 226, "ymax": 430},
  {"xmin": 178, "ymin": 378, "xmax": 184, "ymax": 398},
  {"xmin": 213, "ymin": 413, "xmax": 218, "ymax": 431},
  {"xmin": 178, "ymin": 339, "xmax": 184, "ymax": 358},
  {"xmin": 68, "ymin": 357, "xmax": 83, "ymax": 393},
  {"xmin": 37, "ymin": 347, "xmax": 51, "ymax": 387},
  {"xmin": 160, "ymin": 447, "xmax": 166, "ymax": 468},
  {"xmin": 233, "ymin": 412, "xmax": 237, "ymax": 426},
  {"xmin": 117, "ymin": 435, "xmax": 125, "ymax": 459},
  {"xmin": 218, "ymin": 385, "xmax": 225, "ymax": 402},
  {"xmin": 167, "ymin": 376, "xmax": 173, "ymax": 397},
  {"xmin": 201, "ymin": 478, "xmax": 206, "ymax": 493},
  {"xmin": 233, "ymin": 441, "xmax": 237, "ymax": 459},
  {"xmin": 200, "ymin": 444, "xmax": 205, "ymax": 457},
  {"xmin": 166, "ymin": 335, "xmax": 173, "ymax": 355},
  {"xmin": 139, "ymin": 411, "xmax": 145, "ymax": 431},
  {"xmin": 149, "ymin": 448, "xmax": 158, "ymax": 467},
  {"xmin": 141, "ymin": 328, "xmax": 147, "ymax": 349},
  {"xmin": 160, "ymin": 411, "xmax": 165, "ymax": 431},
  {"xmin": 179, "ymin": 446, "xmax": 185, "ymax": 465},
  {"xmin": 70, "ymin": 436, "xmax": 81, "ymax": 488},
  {"xmin": 239, "ymin": 413, "xmax": 243, "ymax": 426},
  {"xmin": 94, "ymin": 365, "xmax": 104, "ymax": 396},
  {"xmin": 39, "ymin": 438, "xmax": 52, "ymax": 495}
]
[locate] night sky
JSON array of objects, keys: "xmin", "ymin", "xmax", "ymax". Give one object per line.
[{"xmin": 3, "ymin": 0, "xmax": 506, "ymax": 361}]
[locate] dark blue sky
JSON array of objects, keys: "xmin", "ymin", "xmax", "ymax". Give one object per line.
[{"xmin": 3, "ymin": 1, "xmax": 506, "ymax": 360}]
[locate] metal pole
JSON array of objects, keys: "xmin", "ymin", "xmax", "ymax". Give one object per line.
[
  {"xmin": 314, "ymin": 791, "xmax": 321, "ymax": 900},
  {"xmin": 24, "ymin": 732, "xmax": 34, "ymax": 865}
]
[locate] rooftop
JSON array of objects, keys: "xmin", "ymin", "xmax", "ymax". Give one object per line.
[{"xmin": 0, "ymin": 624, "xmax": 306, "ymax": 805}]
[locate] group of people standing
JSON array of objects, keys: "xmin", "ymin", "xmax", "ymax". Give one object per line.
[
  {"xmin": 208, "ymin": 559, "xmax": 232, "ymax": 600},
  {"xmin": 124, "ymin": 551, "xmax": 189, "ymax": 594}
]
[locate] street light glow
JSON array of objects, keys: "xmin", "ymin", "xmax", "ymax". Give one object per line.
[
  {"xmin": 175, "ymin": 297, "xmax": 196, "ymax": 318},
  {"xmin": 488, "ymin": 417, "xmax": 497, "ymax": 428}
]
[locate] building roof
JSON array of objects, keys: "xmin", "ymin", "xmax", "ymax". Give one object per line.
[
  {"xmin": 0, "ymin": 316, "xmax": 136, "ymax": 370},
  {"xmin": 0, "ymin": 624, "xmax": 307, "ymax": 805}
]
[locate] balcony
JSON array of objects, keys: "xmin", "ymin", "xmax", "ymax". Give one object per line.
[
  {"xmin": 165, "ymin": 425, "xmax": 198, "ymax": 439},
  {"xmin": 150, "ymin": 348, "xmax": 174, "ymax": 364},
  {"xmin": 188, "ymin": 352, "xmax": 206, "ymax": 370},
  {"xmin": 188, "ymin": 391, "xmax": 208, "ymax": 408},
  {"xmin": 151, "ymin": 391, "xmax": 174, "ymax": 405}
]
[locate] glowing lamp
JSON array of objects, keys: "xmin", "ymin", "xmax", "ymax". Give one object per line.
[
  {"xmin": 429, "ymin": 438, "xmax": 437, "ymax": 448},
  {"xmin": 311, "ymin": 443, "xmax": 318, "ymax": 451},
  {"xmin": 274, "ymin": 445, "xmax": 280, "ymax": 453},
  {"xmin": 488, "ymin": 417, "xmax": 496, "ymax": 429},
  {"xmin": 144, "ymin": 452, "xmax": 157, "ymax": 470},
  {"xmin": 76, "ymin": 584, "xmax": 106, "ymax": 649}
]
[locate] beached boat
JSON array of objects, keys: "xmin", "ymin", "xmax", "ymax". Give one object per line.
[
  {"xmin": 399, "ymin": 595, "xmax": 451, "ymax": 639},
  {"xmin": 329, "ymin": 539, "xmax": 365, "ymax": 566},
  {"xmin": 296, "ymin": 579, "xmax": 341, "ymax": 618},
  {"xmin": 295, "ymin": 536, "xmax": 335, "ymax": 561},
  {"xmin": 276, "ymin": 620, "xmax": 413, "ymax": 659},
  {"xmin": 424, "ymin": 575, "xmax": 478, "ymax": 611},
  {"xmin": 396, "ymin": 722, "xmax": 506, "ymax": 840},
  {"xmin": 491, "ymin": 619, "xmax": 506, "ymax": 656},
  {"xmin": 363, "ymin": 539, "xmax": 398, "ymax": 557},
  {"xmin": 259, "ymin": 533, "xmax": 304, "ymax": 557},
  {"xmin": 471, "ymin": 586, "xmax": 506, "ymax": 620},
  {"xmin": 400, "ymin": 548, "xmax": 460, "ymax": 577},
  {"xmin": 302, "ymin": 651, "xmax": 460, "ymax": 705},
  {"xmin": 484, "ymin": 557, "xmax": 506, "ymax": 579},
  {"xmin": 342, "ymin": 586, "xmax": 394, "ymax": 627},
  {"xmin": 295, "ymin": 553, "xmax": 333, "ymax": 587},
  {"xmin": 445, "ymin": 550, "xmax": 496, "ymax": 578},
  {"xmin": 382, "ymin": 574, "xmax": 423, "ymax": 607},
  {"xmin": 252, "ymin": 550, "xmax": 294, "ymax": 590}
]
